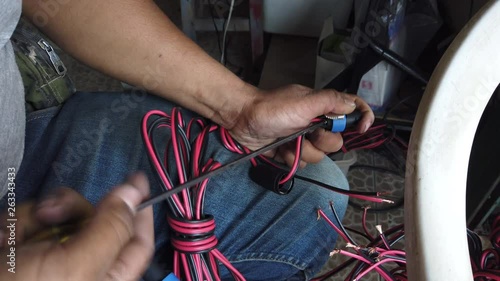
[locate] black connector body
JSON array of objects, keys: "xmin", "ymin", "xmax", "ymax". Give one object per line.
[
  {"xmin": 323, "ymin": 110, "xmax": 362, "ymax": 133},
  {"xmin": 346, "ymin": 110, "xmax": 362, "ymax": 126},
  {"xmin": 249, "ymin": 165, "xmax": 294, "ymax": 195}
]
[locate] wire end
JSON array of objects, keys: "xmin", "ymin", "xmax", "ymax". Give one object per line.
[
  {"xmin": 329, "ymin": 249, "xmax": 340, "ymax": 256},
  {"xmin": 346, "ymin": 243, "xmax": 360, "ymax": 250}
]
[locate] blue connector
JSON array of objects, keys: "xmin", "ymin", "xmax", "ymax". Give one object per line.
[
  {"xmin": 162, "ymin": 272, "xmax": 180, "ymax": 281},
  {"xmin": 323, "ymin": 110, "xmax": 362, "ymax": 133}
]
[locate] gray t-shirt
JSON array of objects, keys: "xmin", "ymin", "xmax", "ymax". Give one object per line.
[{"xmin": 0, "ymin": 0, "xmax": 24, "ymax": 198}]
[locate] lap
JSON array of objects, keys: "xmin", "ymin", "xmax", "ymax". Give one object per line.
[{"xmin": 13, "ymin": 91, "xmax": 349, "ymax": 280}]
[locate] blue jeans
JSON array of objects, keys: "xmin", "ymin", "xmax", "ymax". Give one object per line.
[{"xmin": 12, "ymin": 91, "xmax": 348, "ymax": 280}]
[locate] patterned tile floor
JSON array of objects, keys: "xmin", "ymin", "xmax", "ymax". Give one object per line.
[{"xmin": 317, "ymin": 150, "xmax": 406, "ymax": 281}]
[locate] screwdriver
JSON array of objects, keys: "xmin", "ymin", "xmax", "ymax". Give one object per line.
[{"xmin": 137, "ymin": 110, "xmax": 363, "ymax": 210}]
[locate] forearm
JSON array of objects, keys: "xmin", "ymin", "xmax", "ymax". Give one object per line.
[{"xmin": 22, "ymin": 0, "xmax": 256, "ymax": 128}]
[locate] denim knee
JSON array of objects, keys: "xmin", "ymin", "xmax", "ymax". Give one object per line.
[{"xmin": 201, "ymin": 154, "xmax": 349, "ymax": 280}]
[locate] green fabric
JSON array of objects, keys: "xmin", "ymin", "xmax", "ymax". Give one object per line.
[{"xmin": 11, "ymin": 18, "xmax": 75, "ymax": 112}]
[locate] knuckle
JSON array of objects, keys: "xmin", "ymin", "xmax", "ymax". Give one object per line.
[
  {"xmin": 105, "ymin": 259, "xmax": 127, "ymax": 281},
  {"xmin": 328, "ymin": 89, "xmax": 343, "ymax": 100},
  {"xmin": 286, "ymin": 84, "xmax": 313, "ymax": 96},
  {"xmin": 105, "ymin": 258, "xmax": 134, "ymax": 281}
]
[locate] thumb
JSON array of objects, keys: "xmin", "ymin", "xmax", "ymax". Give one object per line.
[
  {"xmin": 63, "ymin": 172, "xmax": 151, "ymax": 280},
  {"xmin": 304, "ymin": 90, "xmax": 374, "ymax": 133},
  {"xmin": 309, "ymin": 90, "xmax": 357, "ymax": 116},
  {"xmin": 291, "ymin": 90, "xmax": 356, "ymax": 125}
]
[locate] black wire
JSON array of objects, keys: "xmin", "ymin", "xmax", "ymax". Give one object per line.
[
  {"xmin": 348, "ymin": 249, "xmax": 383, "ymax": 281},
  {"xmin": 204, "ymin": 253, "xmax": 217, "ymax": 280},
  {"xmin": 384, "ymin": 123, "xmax": 398, "ymax": 147},
  {"xmin": 349, "ymin": 199, "xmax": 404, "ymax": 213},
  {"xmin": 350, "ymin": 164, "xmax": 401, "ymax": 175},
  {"xmin": 173, "ymin": 123, "xmax": 195, "ymax": 216},
  {"xmin": 383, "ymin": 255, "xmax": 407, "ymax": 263},
  {"xmin": 396, "ymin": 90, "xmax": 418, "ymax": 111},
  {"xmin": 196, "ymin": 161, "xmax": 217, "ymax": 217},
  {"xmin": 212, "ymin": 0, "xmax": 229, "ymax": 65},
  {"xmin": 147, "ymin": 117, "xmax": 183, "ymax": 217},
  {"xmin": 177, "ymin": 132, "xmax": 194, "ymax": 217},
  {"xmin": 149, "ymin": 118, "xmax": 174, "ymax": 189},
  {"xmin": 467, "ymin": 229, "xmax": 483, "ymax": 267},
  {"xmin": 201, "ymin": 254, "xmax": 217, "ymax": 280},
  {"xmin": 295, "ymin": 175, "xmax": 379, "ymax": 197},
  {"xmin": 210, "ymin": 0, "xmax": 237, "ymax": 68},
  {"xmin": 174, "ymin": 124, "xmax": 189, "ymax": 183},
  {"xmin": 209, "ymin": 1, "xmax": 223, "ymax": 55},
  {"xmin": 330, "ymin": 202, "xmax": 358, "ymax": 246},
  {"xmin": 368, "ymin": 225, "xmax": 404, "ymax": 248},
  {"xmin": 190, "ymin": 128, "xmax": 211, "ymax": 181},
  {"xmin": 389, "ymin": 233, "xmax": 405, "ymax": 247},
  {"xmin": 221, "ymin": 0, "xmax": 232, "ymax": 66},
  {"xmin": 168, "ymin": 112, "xmax": 192, "ymax": 212},
  {"xmin": 186, "ymin": 255, "xmax": 198, "ymax": 281},
  {"xmin": 349, "ymin": 262, "xmax": 366, "ymax": 281},
  {"xmin": 349, "ymin": 251, "xmax": 396, "ymax": 281},
  {"xmin": 150, "ymin": 125, "xmax": 170, "ymax": 189},
  {"xmin": 318, "ymin": 226, "xmax": 405, "ymax": 281},
  {"xmin": 467, "ymin": 229, "xmax": 482, "ymax": 254},
  {"xmin": 344, "ymin": 226, "xmax": 373, "ymax": 241},
  {"xmin": 187, "ymin": 118, "xmax": 207, "ymax": 142},
  {"xmin": 177, "ymin": 124, "xmax": 192, "ymax": 162},
  {"xmin": 348, "ymin": 165, "xmax": 405, "ymax": 213},
  {"xmin": 378, "ymin": 142, "xmax": 407, "ymax": 174},
  {"xmin": 316, "ymin": 258, "xmax": 358, "ymax": 281},
  {"xmin": 344, "ymin": 235, "xmax": 404, "ymax": 281},
  {"xmin": 206, "ymin": 162, "xmax": 219, "ymax": 211},
  {"xmin": 383, "ymin": 93, "xmax": 421, "ymax": 123},
  {"xmin": 166, "ymin": 139, "xmax": 181, "ymax": 179}
]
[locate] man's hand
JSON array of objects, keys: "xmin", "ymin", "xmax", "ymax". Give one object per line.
[
  {"xmin": 229, "ymin": 85, "xmax": 375, "ymax": 167},
  {"xmin": 0, "ymin": 173, "xmax": 154, "ymax": 281}
]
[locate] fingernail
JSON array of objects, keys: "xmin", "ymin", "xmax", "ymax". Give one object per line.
[
  {"xmin": 37, "ymin": 191, "xmax": 61, "ymax": 209},
  {"xmin": 344, "ymin": 97, "xmax": 356, "ymax": 107},
  {"xmin": 37, "ymin": 198, "xmax": 59, "ymax": 210}
]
